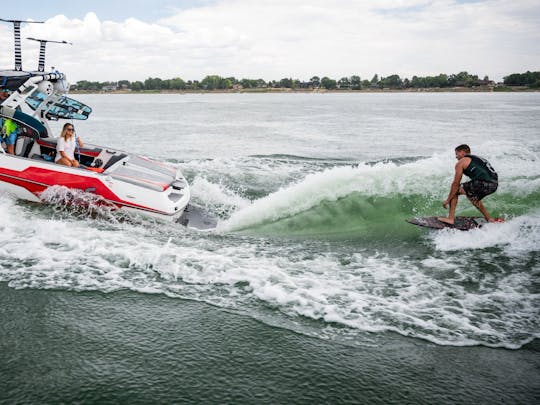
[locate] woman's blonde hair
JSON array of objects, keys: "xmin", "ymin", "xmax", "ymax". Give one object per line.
[{"xmin": 60, "ymin": 123, "xmax": 74, "ymax": 140}]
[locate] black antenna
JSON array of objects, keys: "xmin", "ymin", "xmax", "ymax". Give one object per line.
[
  {"xmin": 27, "ymin": 37, "xmax": 72, "ymax": 72},
  {"xmin": 0, "ymin": 18, "xmax": 44, "ymax": 71}
]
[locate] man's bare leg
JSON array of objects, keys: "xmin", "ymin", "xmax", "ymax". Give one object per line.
[
  {"xmin": 469, "ymin": 198, "xmax": 497, "ymax": 222},
  {"xmin": 438, "ymin": 195, "xmax": 458, "ymax": 224},
  {"xmin": 438, "ymin": 187, "xmax": 465, "ymax": 225}
]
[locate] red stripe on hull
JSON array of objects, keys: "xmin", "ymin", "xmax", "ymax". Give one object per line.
[{"xmin": 0, "ymin": 165, "xmax": 172, "ymax": 215}]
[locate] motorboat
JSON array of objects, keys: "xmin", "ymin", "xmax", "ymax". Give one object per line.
[{"xmin": 0, "ymin": 19, "xmax": 191, "ymax": 222}]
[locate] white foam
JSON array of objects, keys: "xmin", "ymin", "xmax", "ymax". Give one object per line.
[
  {"xmin": 0, "ymin": 195, "xmax": 537, "ymax": 349},
  {"xmin": 189, "ymin": 176, "xmax": 250, "ymax": 215},
  {"xmin": 182, "ymin": 155, "xmax": 320, "ymax": 194},
  {"xmin": 477, "ymin": 140, "xmax": 540, "ymax": 178},
  {"xmin": 421, "ymin": 257, "xmax": 460, "ymax": 270},
  {"xmin": 217, "ymin": 154, "xmax": 459, "ymax": 231},
  {"xmin": 431, "ymin": 212, "xmax": 540, "ymax": 255},
  {"xmin": 503, "ymin": 177, "xmax": 540, "ymax": 197}
]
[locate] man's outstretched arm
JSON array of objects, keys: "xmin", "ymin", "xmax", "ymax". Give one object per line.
[{"xmin": 443, "ymin": 162, "xmax": 464, "ymax": 208}]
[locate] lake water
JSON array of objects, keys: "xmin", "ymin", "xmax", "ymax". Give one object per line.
[{"xmin": 1, "ymin": 92, "xmax": 539, "ymax": 402}]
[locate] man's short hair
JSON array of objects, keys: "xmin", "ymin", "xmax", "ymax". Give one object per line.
[{"xmin": 455, "ymin": 144, "xmax": 471, "ymax": 154}]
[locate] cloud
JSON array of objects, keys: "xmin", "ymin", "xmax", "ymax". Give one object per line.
[{"xmin": 0, "ymin": 0, "xmax": 538, "ymax": 82}]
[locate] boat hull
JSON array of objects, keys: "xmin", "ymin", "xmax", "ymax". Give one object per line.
[{"xmin": 0, "ymin": 153, "xmax": 190, "ymax": 222}]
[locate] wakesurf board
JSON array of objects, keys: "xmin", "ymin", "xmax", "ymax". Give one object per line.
[{"xmin": 406, "ymin": 216, "xmax": 481, "ymax": 230}]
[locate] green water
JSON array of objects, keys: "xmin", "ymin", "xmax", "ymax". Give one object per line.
[{"xmin": 1, "ymin": 284, "xmax": 539, "ymax": 403}]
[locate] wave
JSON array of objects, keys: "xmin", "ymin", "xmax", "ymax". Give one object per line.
[
  {"xmin": 0, "ymin": 190, "xmax": 537, "ymax": 349},
  {"xmin": 248, "ymin": 153, "xmax": 349, "ymax": 162},
  {"xmin": 218, "ymin": 154, "xmax": 540, "ymax": 238},
  {"xmin": 1, "ymin": 144, "xmax": 539, "ymax": 350}
]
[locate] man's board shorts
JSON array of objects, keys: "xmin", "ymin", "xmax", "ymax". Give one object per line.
[
  {"xmin": 462, "ymin": 180, "xmax": 498, "ymax": 201},
  {"xmin": 2, "ymin": 131, "xmax": 17, "ymax": 145}
]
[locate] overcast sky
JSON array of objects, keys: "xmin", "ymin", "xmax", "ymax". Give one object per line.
[{"xmin": 1, "ymin": 0, "xmax": 539, "ymax": 83}]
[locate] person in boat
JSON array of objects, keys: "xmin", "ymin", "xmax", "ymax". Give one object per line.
[
  {"xmin": 55, "ymin": 123, "xmax": 83, "ymax": 167},
  {"xmin": 1, "ymin": 117, "xmax": 19, "ymax": 155},
  {"xmin": 0, "ymin": 89, "xmax": 9, "ymax": 104},
  {"xmin": 438, "ymin": 144, "xmax": 499, "ymax": 225}
]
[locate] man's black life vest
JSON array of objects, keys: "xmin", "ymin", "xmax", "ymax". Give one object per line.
[{"xmin": 463, "ymin": 154, "xmax": 498, "ymax": 182}]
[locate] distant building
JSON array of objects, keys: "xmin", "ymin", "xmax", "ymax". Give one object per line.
[
  {"xmin": 102, "ymin": 83, "xmax": 118, "ymax": 91},
  {"xmin": 475, "ymin": 79, "xmax": 495, "ymax": 87}
]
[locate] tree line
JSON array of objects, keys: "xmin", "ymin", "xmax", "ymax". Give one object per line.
[
  {"xmin": 72, "ymin": 70, "xmax": 540, "ymax": 91},
  {"xmin": 502, "ymin": 71, "xmax": 540, "ymax": 87}
]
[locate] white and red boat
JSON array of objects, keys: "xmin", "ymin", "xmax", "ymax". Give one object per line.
[{"xmin": 0, "ymin": 19, "xmax": 190, "ymax": 221}]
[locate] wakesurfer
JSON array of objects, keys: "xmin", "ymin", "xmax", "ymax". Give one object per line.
[{"xmin": 438, "ymin": 144, "xmax": 500, "ymax": 225}]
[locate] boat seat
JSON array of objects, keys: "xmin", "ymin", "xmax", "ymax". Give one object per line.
[
  {"xmin": 102, "ymin": 153, "xmax": 127, "ymax": 170},
  {"xmin": 15, "ymin": 136, "xmax": 34, "ymax": 157}
]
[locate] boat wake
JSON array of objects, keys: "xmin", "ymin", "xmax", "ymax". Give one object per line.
[
  {"xmin": 1, "ymin": 146, "xmax": 539, "ymax": 350},
  {"xmin": 38, "ymin": 185, "xmax": 139, "ymax": 223},
  {"xmin": 204, "ymin": 155, "xmax": 540, "ymax": 242}
]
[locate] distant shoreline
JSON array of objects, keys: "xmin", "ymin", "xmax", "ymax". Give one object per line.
[{"xmin": 70, "ymin": 86, "xmax": 539, "ymax": 95}]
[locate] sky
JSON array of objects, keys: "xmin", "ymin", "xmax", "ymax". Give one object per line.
[{"xmin": 1, "ymin": 0, "xmax": 539, "ymax": 83}]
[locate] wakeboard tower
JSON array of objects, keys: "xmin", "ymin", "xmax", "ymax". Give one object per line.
[{"xmin": 0, "ymin": 18, "xmax": 193, "ymax": 222}]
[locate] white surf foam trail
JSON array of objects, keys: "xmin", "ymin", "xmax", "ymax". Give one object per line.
[
  {"xmin": 189, "ymin": 176, "xmax": 250, "ymax": 217},
  {"xmin": 38, "ymin": 185, "xmax": 134, "ymax": 223},
  {"xmin": 216, "ymin": 143, "xmax": 540, "ymax": 232},
  {"xmin": 431, "ymin": 210, "xmax": 540, "ymax": 255},
  {"xmin": 217, "ymin": 155, "xmax": 454, "ymax": 231},
  {"xmin": 0, "ymin": 193, "xmax": 537, "ymax": 349},
  {"xmin": 181, "ymin": 155, "xmax": 323, "ymax": 196}
]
